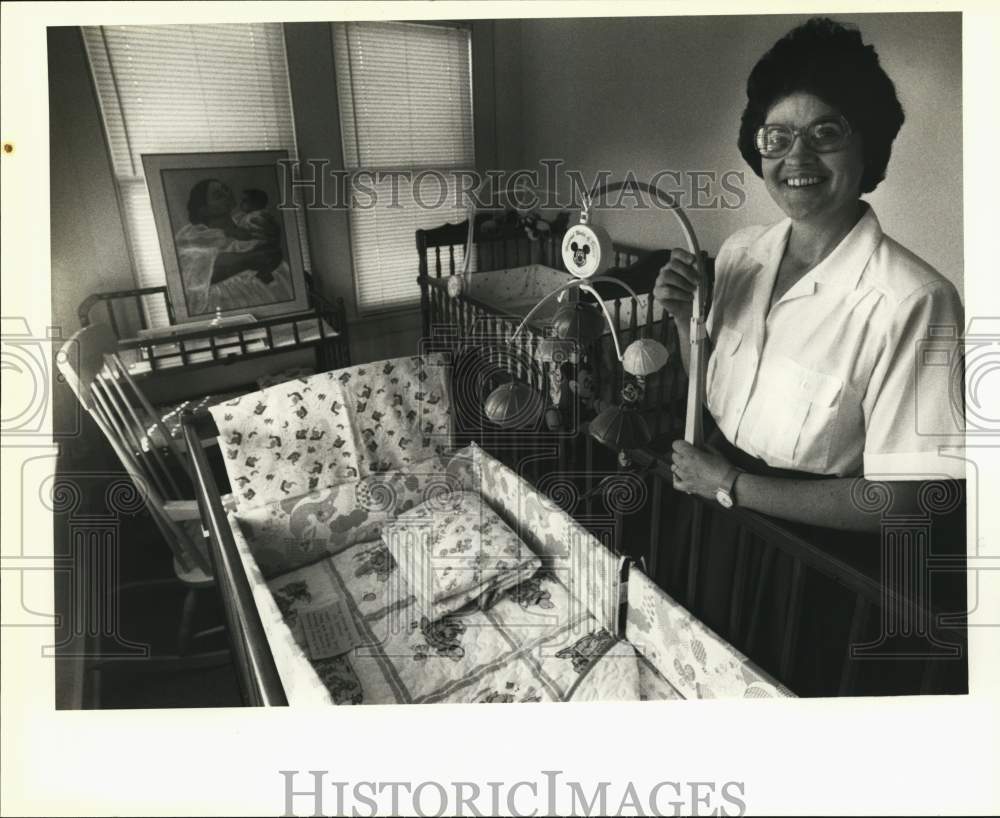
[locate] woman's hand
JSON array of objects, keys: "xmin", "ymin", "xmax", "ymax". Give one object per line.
[
  {"xmin": 653, "ymin": 248, "xmax": 700, "ymax": 322},
  {"xmin": 671, "ymin": 440, "xmax": 731, "ymax": 500}
]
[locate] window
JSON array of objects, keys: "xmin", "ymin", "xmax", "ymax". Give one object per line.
[
  {"xmin": 333, "ymin": 21, "xmax": 475, "ymax": 314},
  {"xmin": 83, "ymin": 23, "xmax": 309, "ymax": 327}
]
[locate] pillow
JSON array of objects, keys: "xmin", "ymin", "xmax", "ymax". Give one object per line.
[
  {"xmin": 233, "ymin": 452, "xmax": 476, "ymax": 578},
  {"xmin": 382, "ymin": 490, "xmax": 541, "ymax": 621}
]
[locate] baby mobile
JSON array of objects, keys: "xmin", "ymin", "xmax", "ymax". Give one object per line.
[{"xmin": 448, "ymin": 178, "xmax": 709, "ymax": 455}]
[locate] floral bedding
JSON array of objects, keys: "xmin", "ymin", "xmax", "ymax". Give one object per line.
[
  {"xmin": 208, "ymin": 354, "xmax": 453, "ymax": 510},
  {"xmin": 260, "ymin": 542, "xmax": 639, "ymax": 704},
  {"xmin": 382, "ymin": 491, "xmax": 544, "ymax": 621},
  {"xmin": 228, "ymin": 453, "xmax": 475, "ymax": 578},
  {"xmin": 463, "ymin": 443, "xmax": 622, "ymax": 634},
  {"xmin": 625, "ymin": 566, "xmax": 793, "ymax": 699},
  {"xmin": 227, "ymin": 444, "xmax": 639, "ymax": 705}
]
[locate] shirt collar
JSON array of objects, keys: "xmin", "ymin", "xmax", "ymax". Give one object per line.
[{"xmin": 748, "ymin": 203, "xmax": 883, "ymax": 296}]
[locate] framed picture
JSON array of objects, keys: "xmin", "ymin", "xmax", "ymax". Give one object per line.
[{"xmin": 142, "ymin": 150, "xmax": 310, "ymax": 324}]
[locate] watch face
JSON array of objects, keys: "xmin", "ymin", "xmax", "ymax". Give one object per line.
[{"xmin": 716, "ymin": 489, "xmax": 733, "ymax": 509}]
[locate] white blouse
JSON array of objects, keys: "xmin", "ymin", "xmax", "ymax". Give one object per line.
[{"xmin": 705, "ymin": 205, "xmax": 965, "ymax": 481}]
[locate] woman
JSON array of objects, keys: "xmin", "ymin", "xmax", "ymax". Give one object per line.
[
  {"xmin": 175, "ymin": 178, "xmax": 293, "ymax": 316},
  {"xmin": 649, "ymin": 18, "xmax": 966, "ymax": 695},
  {"xmin": 655, "ymin": 18, "xmax": 964, "ymax": 532}
]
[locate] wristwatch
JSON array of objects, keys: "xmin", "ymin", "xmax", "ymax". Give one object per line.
[{"xmin": 715, "ymin": 467, "xmax": 742, "ymax": 509}]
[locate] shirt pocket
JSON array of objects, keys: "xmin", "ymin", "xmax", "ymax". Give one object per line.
[
  {"xmin": 706, "ymin": 326, "xmax": 744, "ymax": 421},
  {"xmin": 751, "ymin": 356, "xmax": 844, "ymax": 471}
]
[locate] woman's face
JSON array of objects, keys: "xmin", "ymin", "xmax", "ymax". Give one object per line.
[
  {"xmin": 761, "ymin": 92, "xmax": 865, "ymax": 226},
  {"xmin": 201, "ymin": 180, "xmax": 235, "ymax": 220}
]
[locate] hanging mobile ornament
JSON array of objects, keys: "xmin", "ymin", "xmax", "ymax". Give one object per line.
[{"xmin": 560, "ymin": 190, "xmax": 614, "ymax": 279}]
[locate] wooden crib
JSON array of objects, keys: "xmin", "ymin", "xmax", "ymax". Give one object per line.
[{"xmin": 416, "ymin": 212, "xmax": 694, "ymax": 446}]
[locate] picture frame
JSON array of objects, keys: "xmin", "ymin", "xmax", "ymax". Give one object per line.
[{"xmin": 142, "ymin": 150, "xmax": 310, "ymax": 324}]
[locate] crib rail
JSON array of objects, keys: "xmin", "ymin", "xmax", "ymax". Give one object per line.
[
  {"xmin": 80, "ymin": 283, "xmax": 351, "ymax": 378},
  {"xmin": 582, "ymin": 434, "xmax": 967, "ymax": 697},
  {"xmin": 181, "ymin": 411, "xmax": 288, "ymax": 707}
]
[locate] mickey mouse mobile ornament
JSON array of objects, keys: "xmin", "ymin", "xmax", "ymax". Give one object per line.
[{"xmin": 560, "ymin": 192, "xmax": 614, "ymax": 279}]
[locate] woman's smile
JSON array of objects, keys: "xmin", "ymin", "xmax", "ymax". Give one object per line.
[
  {"xmin": 783, "ymin": 175, "xmax": 826, "ymax": 188},
  {"xmin": 762, "ymin": 93, "xmax": 864, "ymax": 225}
]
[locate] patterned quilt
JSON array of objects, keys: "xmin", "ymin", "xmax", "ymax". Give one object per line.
[
  {"xmin": 209, "ymin": 354, "xmax": 453, "ymax": 510},
  {"xmin": 625, "ymin": 567, "xmax": 793, "ymax": 699},
  {"xmin": 227, "ymin": 444, "xmax": 640, "ymax": 705},
  {"xmin": 261, "ymin": 539, "xmax": 640, "ymax": 705}
]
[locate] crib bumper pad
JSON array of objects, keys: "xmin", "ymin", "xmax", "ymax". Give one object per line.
[
  {"xmin": 226, "ymin": 452, "xmax": 473, "ymax": 579},
  {"xmin": 209, "ymin": 353, "xmax": 453, "ymax": 510},
  {"xmin": 625, "ymin": 567, "xmax": 794, "ymax": 699}
]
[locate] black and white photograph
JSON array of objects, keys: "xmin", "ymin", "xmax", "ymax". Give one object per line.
[{"xmin": 1, "ymin": 2, "xmax": 997, "ymax": 816}]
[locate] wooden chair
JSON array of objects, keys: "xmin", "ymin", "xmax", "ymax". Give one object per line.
[{"xmin": 57, "ymin": 323, "xmax": 233, "ymax": 671}]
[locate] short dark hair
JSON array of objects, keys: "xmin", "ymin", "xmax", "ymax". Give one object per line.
[
  {"xmin": 738, "ymin": 18, "xmax": 905, "ymax": 194},
  {"xmin": 186, "ymin": 178, "xmax": 221, "ymax": 225},
  {"xmin": 242, "ymin": 188, "xmax": 269, "ymax": 210}
]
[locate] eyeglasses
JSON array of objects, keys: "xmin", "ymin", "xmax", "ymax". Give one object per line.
[{"xmin": 754, "ymin": 115, "xmax": 853, "ymax": 159}]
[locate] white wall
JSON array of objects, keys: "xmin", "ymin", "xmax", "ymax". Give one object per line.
[{"xmin": 509, "ymin": 13, "xmax": 964, "ymax": 293}]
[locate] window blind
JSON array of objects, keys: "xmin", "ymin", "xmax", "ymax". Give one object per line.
[
  {"xmin": 333, "ymin": 22, "xmax": 475, "ymax": 313},
  {"xmin": 82, "ymin": 24, "xmax": 309, "ymax": 327}
]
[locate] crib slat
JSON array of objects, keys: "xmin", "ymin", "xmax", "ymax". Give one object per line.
[
  {"xmin": 685, "ymin": 497, "xmax": 706, "ymax": 608},
  {"xmin": 838, "ymin": 596, "xmax": 869, "ymax": 695},
  {"xmin": 449, "ymin": 286, "xmax": 457, "ymax": 339},
  {"xmin": 585, "ymin": 434, "xmax": 595, "ymax": 518},
  {"xmin": 746, "ymin": 545, "xmax": 777, "ymax": 654},
  {"xmin": 629, "ymin": 296, "xmax": 638, "ymax": 354},
  {"xmin": 613, "ymin": 462, "xmax": 625, "ymax": 556},
  {"xmin": 659, "ymin": 312, "xmax": 671, "ymax": 434},
  {"xmin": 780, "ymin": 557, "xmax": 805, "ymax": 679},
  {"xmin": 644, "ymin": 294, "xmax": 658, "ymax": 432},
  {"xmin": 432, "ymin": 282, "xmax": 440, "ymax": 330},
  {"xmin": 728, "ymin": 527, "xmax": 751, "ymax": 642},
  {"xmin": 647, "ymin": 472, "xmax": 663, "ymax": 580}
]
